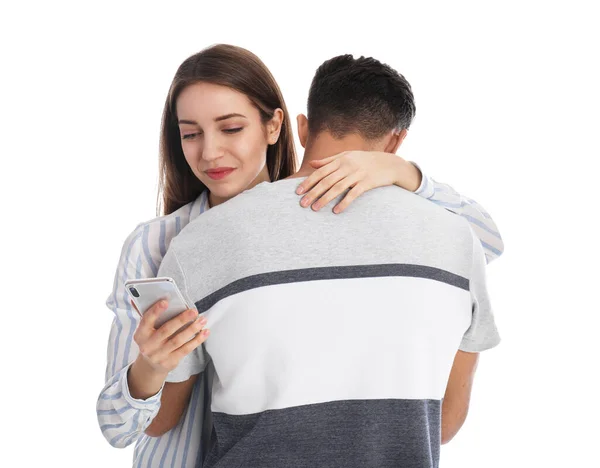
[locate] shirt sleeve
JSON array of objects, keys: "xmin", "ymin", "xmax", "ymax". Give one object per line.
[
  {"xmin": 459, "ymin": 227, "xmax": 501, "ymax": 353},
  {"xmin": 158, "ymin": 243, "xmax": 209, "ymax": 383},
  {"xmin": 96, "ymin": 363, "xmax": 163, "ymax": 447},
  {"xmin": 97, "ymin": 223, "xmax": 165, "ymax": 447},
  {"xmin": 411, "ymin": 161, "xmax": 505, "ymax": 264}
]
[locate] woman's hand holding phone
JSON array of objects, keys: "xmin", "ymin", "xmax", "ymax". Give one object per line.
[{"xmin": 128, "ymin": 300, "xmax": 210, "ymax": 400}]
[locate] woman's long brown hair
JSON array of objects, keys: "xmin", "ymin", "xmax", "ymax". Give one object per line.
[{"xmin": 158, "ymin": 44, "xmax": 298, "ymax": 215}]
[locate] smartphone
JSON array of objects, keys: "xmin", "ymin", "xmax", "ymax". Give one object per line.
[{"xmin": 125, "ymin": 277, "xmax": 192, "ymax": 328}]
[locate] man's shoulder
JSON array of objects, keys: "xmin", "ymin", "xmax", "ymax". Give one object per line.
[
  {"xmin": 348, "ymin": 184, "xmax": 466, "ymax": 221},
  {"xmin": 231, "ymin": 179, "xmax": 301, "ymax": 207},
  {"xmin": 354, "ymin": 185, "xmax": 476, "ymax": 250},
  {"xmin": 185, "ymin": 180, "xmax": 298, "ymax": 225}
]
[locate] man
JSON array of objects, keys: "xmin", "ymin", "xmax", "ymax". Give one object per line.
[{"xmin": 157, "ymin": 54, "xmax": 500, "ymax": 467}]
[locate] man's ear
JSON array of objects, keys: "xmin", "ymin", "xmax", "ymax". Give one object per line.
[
  {"xmin": 297, "ymin": 114, "xmax": 309, "ymax": 148},
  {"xmin": 384, "ymin": 128, "xmax": 408, "ymax": 153},
  {"xmin": 267, "ymin": 109, "xmax": 284, "ymax": 145}
]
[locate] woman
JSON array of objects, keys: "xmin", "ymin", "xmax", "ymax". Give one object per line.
[{"xmin": 97, "ymin": 44, "xmax": 504, "ymax": 468}]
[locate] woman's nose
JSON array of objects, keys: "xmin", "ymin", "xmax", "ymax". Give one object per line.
[{"xmin": 201, "ymin": 135, "xmax": 224, "ymax": 161}]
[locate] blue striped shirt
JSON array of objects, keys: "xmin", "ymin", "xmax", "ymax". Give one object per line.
[{"xmin": 96, "ymin": 170, "xmax": 504, "ymax": 467}]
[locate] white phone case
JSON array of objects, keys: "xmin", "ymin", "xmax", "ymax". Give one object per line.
[{"xmin": 125, "ymin": 277, "xmax": 191, "ymax": 328}]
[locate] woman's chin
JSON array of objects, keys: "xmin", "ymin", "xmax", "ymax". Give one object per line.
[{"xmin": 205, "ymin": 182, "xmax": 245, "ymax": 206}]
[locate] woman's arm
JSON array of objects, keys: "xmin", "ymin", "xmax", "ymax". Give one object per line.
[
  {"xmin": 96, "ymin": 225, "xmax": 164, "ymax": 448},
  {"xmin": 412, "ymin": 163, "xmax": 504, "ymax": 264},
  {"xmin": 97, "ymin": 223, "xmax": 208, "ymax": 447},
  {"xmin": 98, "ymin": 303, "xmax": 207, "ymax": 446}
]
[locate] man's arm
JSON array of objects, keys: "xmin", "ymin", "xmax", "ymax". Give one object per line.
[
  {"xmin": 441, "ymin": 350, "xmax": 479, "ymax": 444},
  {"xmin": 145, "ymin": 375, "xmax": 199, "ymax": 437},
  {"xmin": 442, "ymin": 229, "xmax": 501, "ymax": 442}
]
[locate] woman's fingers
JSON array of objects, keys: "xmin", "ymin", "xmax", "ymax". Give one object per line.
[
  {"xmin": 135, "ymin": 299, "xmax": 167, "ymax": 346},
  {"xmin": 131, "ymin": 300, "xmax": 142, "ymax": 317},
  {"xmin": 296, "ymin": 158, "xmax": 341, "ymax": 195},
  {"xmin": 332, "ymin": 182, "xmax": 367, "ymax": 214},
  {"xmin": 139, "ymin": 300, "xmax": 168, "ymax": 327},
  {"xmin": 300, "ymin": 170, "xmax": 347, "ymax": 208},
  {"xmin": 159, "ymin": 315, "xmax": 208, "ymax": 357},
  {"xmin": 307, "ymin": 153, "xmax": 340, "ymax": 168},
  {"xmin": 311, "ymin": 177, "xmax": 353, "ymax": 211},
  {"xmin": 133, "ymin": 299, "xmax": 211, "ymax": 373},
  {"xmin": 169, "ymin": 327, "xmax": 211, "ymax": 364},
  {"xmin": 152, "ymin": 308, "xmax": 199, "ymax": 344}
]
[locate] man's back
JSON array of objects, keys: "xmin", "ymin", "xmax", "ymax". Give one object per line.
[{"xmin": 161, "ymin": 178, "xmax": 499, "ymax": 468}]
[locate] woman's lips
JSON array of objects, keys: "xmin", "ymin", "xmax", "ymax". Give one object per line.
[{"xmin": 205, "ymin": 168, "xmax": 236, "ymax": 180}]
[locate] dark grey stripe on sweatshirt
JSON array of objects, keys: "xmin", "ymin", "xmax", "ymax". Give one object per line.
[
  {"xmin": 204, "ymin": 398, "xmax": 441, "ymax": 468},
  {"xmin": 195, "ymin": 263, "xmax": 468, "ymax": 313}
]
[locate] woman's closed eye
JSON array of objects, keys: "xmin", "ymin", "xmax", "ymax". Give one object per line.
[{"xmin": 181, "ymin": 128, "xmax": 242, "ymax": 140}]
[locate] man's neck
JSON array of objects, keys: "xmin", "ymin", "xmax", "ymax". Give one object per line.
[{"xmin": 292, "ymin": 133, "xmax": 377, "ymax": 178}]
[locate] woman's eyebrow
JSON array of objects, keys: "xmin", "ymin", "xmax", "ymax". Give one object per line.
[
  {"xmin": 178, "ymin": 113, "xmax": 248, "ymax": 125},
  {"xmin": 214, "ymin": 113, "xmax": 247, "ymax": 122}
]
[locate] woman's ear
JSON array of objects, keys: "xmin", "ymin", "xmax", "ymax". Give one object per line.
[
  {"xmin": 267, "ymin": 109, "xmax": 284, "ymax": 145},
  {"xmin": 297, "ymin": 114, "xmax": 309, "ymax": 148},
  {"xmin": 384, "ymin": 128, "xmax": 408, "ymax": 153}
]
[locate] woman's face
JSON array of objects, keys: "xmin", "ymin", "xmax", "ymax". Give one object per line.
[{"xmin": 176, "ymin": 82, "xmax": 281, "ymax": 207}]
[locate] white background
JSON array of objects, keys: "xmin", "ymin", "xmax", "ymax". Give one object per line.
[{"xmin": 1, "ymin": 0, "xmax": 598, "ymax": 466}]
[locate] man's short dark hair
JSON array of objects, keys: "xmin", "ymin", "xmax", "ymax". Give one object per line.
[{"xmin": 307, "ymin": 54, "xmax": 416, "ymax": 140}]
